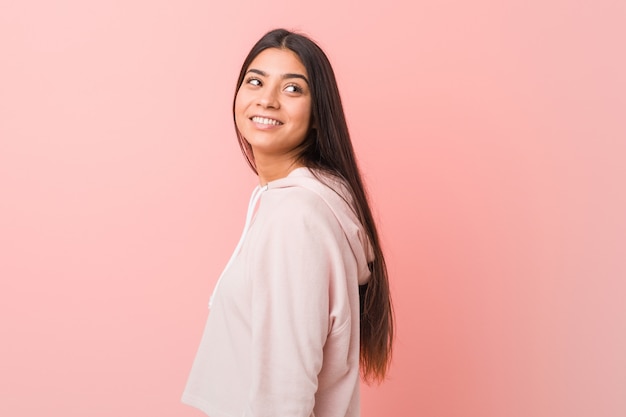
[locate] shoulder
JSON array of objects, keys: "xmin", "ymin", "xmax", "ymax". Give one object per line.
[
  {"xmin": 254, "ymin": 168, "xmax": 358, "ymax": 241},
  {"xmin": 262, "ymin": 186, "xmax": 339, "ymax": 230},
  {"xmin": 264, "ymin": 169, "xmax": 353, "ymax": 217},
  {"xmin": 248, "ymin": 186, "xmax": 347, "ymax": 265}
]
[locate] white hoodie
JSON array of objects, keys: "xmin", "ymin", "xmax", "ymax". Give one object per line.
[{"xmin": 182, "ymin": 167, "xmax": 373, "ymax": 417}]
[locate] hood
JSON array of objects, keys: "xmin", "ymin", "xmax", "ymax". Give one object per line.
[{"xmin": 266, "ymin": 167, "xmax": 374, "ymax": 285}]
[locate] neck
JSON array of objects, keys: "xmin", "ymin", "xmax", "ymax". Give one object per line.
[{"xmin": 254, "ymin": 152, "xmax": 304, "ymax": 185}]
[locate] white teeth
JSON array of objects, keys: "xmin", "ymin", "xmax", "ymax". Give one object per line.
[{"xmin": 252, "ymin": 116, "xmax": 282, "ymax": 125}]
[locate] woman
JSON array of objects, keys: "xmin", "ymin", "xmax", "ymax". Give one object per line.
[{"xmin": 182, "ymin": 28, "xmax": 393, "ymax": 417}]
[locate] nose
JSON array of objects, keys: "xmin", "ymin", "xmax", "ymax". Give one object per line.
[{"xmin": 257, "ymin": 87, "xmax": 280, "ymax": 109}]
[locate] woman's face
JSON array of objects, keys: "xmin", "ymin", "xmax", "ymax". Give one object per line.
[{"xmin": 234, "ymin": 48, "xmax": 312, "ymax": 161}]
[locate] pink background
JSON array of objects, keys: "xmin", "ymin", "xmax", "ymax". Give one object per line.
[{"xmin": 1, "ymin": 1, "xmax": 625, "ymax": 416}]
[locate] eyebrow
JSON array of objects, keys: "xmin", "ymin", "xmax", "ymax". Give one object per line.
[{"xmin": 246, "ymin": 68, "xmax": 309, "ymax": 85}]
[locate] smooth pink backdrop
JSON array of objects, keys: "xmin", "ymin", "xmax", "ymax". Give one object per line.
[{"xmin": 1, "ymin": 1, "xmax": 625, "ymax": 416}]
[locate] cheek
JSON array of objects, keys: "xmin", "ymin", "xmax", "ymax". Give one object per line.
[{"xmin": 297, "ymin": 102, "xmax": 312, "ymax": 129}]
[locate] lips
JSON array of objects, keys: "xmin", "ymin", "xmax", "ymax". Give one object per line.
[{"xmin": 251, "ymin": 116, "xmax": 283, "ymax": 126}]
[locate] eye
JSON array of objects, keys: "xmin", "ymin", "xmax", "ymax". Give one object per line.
[
  {"xmin": 245, "ymin": 77, "xmax": 262, "ymax": 87},
  {"xmin": 284, "ymin": 84, "xmax": 303, "ymax": 94}
]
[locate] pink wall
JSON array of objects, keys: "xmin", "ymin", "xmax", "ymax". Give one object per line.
[{"xmin": 1, "ymin": 1, "xmax": 625, "ymax": 416}]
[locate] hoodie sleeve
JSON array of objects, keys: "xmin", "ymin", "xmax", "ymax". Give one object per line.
[{"xmin": 243, "ymin": 188, "xmax": 352, "ymax": 417}]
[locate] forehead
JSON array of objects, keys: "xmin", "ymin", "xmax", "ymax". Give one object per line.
[{"xmin": 247, "ymin": 48, "xmax": 307, "ymax": 77}]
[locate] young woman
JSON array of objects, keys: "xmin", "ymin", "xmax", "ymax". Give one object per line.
[{"xmin": 182, "ymin": 28, "xmax": 393, "ymax": 417}]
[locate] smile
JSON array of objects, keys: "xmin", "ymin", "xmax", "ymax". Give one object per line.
[{"xmin": 251, "ymin": 116, "xmax": 283, "ymax": 126}]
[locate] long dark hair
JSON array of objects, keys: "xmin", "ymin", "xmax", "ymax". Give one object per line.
[{"xmin": 233, "ymin": 28, "xmax": 394, "ymax": 383}]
